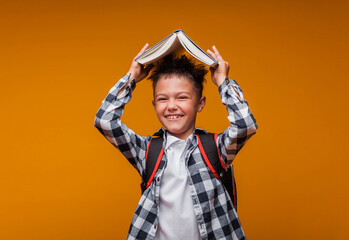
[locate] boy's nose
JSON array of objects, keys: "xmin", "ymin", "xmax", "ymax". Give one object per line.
[{"xmin": 167, "ymin": 100, "xmax": 178, "ymax": 111}]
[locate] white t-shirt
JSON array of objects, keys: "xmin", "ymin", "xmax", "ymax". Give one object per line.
[{"xmin": 155, "ymin": 133, "xmax": 201, "ymax": 240}]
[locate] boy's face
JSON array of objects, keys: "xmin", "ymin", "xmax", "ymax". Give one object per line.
[{"xmin": 152, "ymin": 75, "xmax": 206, "ymax": 140}]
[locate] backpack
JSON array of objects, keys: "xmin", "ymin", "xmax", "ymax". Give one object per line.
[{"xmin": 140, "ymin": 132, "xmax": 238, "ymax": 210}]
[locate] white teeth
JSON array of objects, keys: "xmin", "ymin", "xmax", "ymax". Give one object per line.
[{"xmin": 167, "ymin": 115, "xmax": 181, "ymax": 119}]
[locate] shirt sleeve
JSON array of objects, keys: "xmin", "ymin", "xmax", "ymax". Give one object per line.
[
  {"xmin": 216, "ymin": 77, "xmax": 258, "ymax": 168},
  {"xmin": 94, "ymin": 74, "xmax": 150, "ymax": 176}
]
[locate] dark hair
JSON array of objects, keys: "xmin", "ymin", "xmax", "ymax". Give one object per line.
[{"xmin": 148, "ymin": 54, "xmax": 208, "ymax": 98}]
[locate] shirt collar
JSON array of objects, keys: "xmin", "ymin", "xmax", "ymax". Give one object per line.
[
  {"xmin": 153, "ymin": 127, "xmax": 208, "ymax": 137},
  {"xmin": 153, "ymin": 127, "xmax": 208, "ymax": 149},
  {"xmin": 165, "ymin": 132, "xmax": 185, "ymax": 150}
]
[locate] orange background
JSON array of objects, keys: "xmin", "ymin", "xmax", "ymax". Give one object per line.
[{"xmin": 1, "ymin": 0, "xmax": 348, "ymax": 239}]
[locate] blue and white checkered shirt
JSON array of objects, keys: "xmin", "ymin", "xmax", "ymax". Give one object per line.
[{"xmin": 94, "ymin": 74, "xmax": 257, "ymax": 240}]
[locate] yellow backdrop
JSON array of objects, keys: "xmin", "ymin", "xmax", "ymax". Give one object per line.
[{"xmin": 1, "ymin": 0, "xmax": 348, "ymax": 239}]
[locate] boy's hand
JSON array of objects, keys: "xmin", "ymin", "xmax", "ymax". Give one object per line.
[
  {"xmin": 207, "ymin": 46, "xmax": 230, "ymax": 87},
  {"xmin": 128, "ymin": 43, "xmax": 153, "ymax": 83}
]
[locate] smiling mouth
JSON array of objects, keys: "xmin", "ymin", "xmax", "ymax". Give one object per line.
[{"xmin": 166, "ymin": 115, "xmax": 184, "ymax": 120}]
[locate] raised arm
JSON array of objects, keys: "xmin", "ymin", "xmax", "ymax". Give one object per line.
[
  {"xmin": 94, "ymin": 44, "xmax": 153, "ymax": 175},
  {"xmin": 118, "ymin": 43, "xmax": 153, "ymax": 97},
  {"xmin": 207, "ymin": 46, "xmax": 258, "ymax": 167}
]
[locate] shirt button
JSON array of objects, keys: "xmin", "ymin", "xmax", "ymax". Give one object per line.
[
  {"xmin": 156, "ymin": 177, "xmax": 160, "ymax": 183},
  {"xmin": 225, "ymin": 78, "xmax": 229, "ymax": 84}
]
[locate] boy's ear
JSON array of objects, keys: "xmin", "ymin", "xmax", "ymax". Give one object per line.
[{"xmin": 197, "ymin": 96, "xmax": 206, "ymax": 112}]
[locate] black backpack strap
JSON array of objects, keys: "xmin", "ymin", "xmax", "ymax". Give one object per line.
[
  {"xmin": 196, "ymin": 133, "xmax": 226, "ymax": 177},
  {"xmin": 226, "ymin": 165, "xmax": 237, "ymax": 211},
  {"xmin": 141, "ymin": 136, "xmax": 164, "ymax": 193},
  {"xmin": 196, "ymin": 132, "xmax": 237, "ymax": 210}
]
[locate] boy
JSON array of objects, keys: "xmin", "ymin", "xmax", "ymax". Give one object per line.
[{"xmin": 94, "ymin": 44, "xmax": 257, "ymax": 240}]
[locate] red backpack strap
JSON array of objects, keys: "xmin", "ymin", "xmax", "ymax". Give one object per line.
[
  {"xmin": 196, "ymin": 132, "xmax": 238, "ymax": 210},
  {"xmin": 196, "ymin": 133, "xmax": 220, "ymax": 179},
  {"xmin": 196, "ymin": 133, "xmax": 226, "ymax": 178},
  {"xmin": 141, "ymin": 136, "xmax": 164, "ymax": 193},
  {"xmin": 213, "ymin": 133, "xmax": 227, "ymax": 171}
]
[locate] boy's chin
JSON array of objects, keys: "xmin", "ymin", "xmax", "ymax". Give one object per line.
[{"xmin": 166, "ymin": 128, "xmax": 181, "ymax": 135}]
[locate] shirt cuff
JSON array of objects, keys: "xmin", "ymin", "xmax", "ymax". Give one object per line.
[
  {"xmin": 116, "ymin": 74, "xmax": 136, "ymax": 99},
  {"xmin": 218, "ymin": 77, "xmax": 244, "ymax": 102}
]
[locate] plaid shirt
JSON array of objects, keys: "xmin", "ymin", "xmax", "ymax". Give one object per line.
[{"xmin": 94, "ymin": 74, "xmax": 257, "ymax": 240}]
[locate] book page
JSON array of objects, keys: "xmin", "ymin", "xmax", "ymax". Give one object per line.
[
  {"xmin": 178, "ymin": 31, "xmax": 216, "ymax": 66},
  {"xmin": 136, "ymin": 34, "xmax": 181, "ymax": 65}
]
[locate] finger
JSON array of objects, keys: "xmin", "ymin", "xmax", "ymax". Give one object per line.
[
  {"xmin": 134, "ymin": 43, "xmax": 149, "ymax": 59},
  {"xmin": 140, "ymin": 43, "xmax": 149, "ymax": 53},
  {"xmin": 212, "ymin": 46, "xmax": 224, "ymax": 62},
  {"xmin": 207, "ymin": 49, "xmax": 218, "ymax": 62}
]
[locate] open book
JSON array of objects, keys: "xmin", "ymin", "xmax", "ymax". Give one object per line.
[{"xmin": 135, "ymin": 30, "xmax": 217, "ymax": 67}]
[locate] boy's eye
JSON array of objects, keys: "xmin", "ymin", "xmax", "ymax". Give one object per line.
[
  {"xmin": 179, "ymin": 96, "xmax": 188, "ymax": 99},
  {"xmin": 157, "ymin": 97, "xmax": 167, "ymax": 101}
]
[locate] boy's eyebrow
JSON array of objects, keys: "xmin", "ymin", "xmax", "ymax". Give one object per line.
[{"xmin": 155, "ymin": 91, "xmax": 192, "ymax": 97}]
